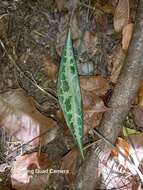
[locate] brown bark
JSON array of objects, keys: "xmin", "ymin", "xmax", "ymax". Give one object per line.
[{"xmin": 74, "ymin": 0, "xmax": 143, "ymax": 189}]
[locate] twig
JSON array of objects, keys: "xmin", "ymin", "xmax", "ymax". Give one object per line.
[{"xmin": 5, "ymin": 129, "xmax": 52, "ymax": 159}]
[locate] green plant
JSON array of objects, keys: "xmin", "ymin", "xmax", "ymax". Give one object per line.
[{"xmin": 57, "ymin": 28, "xmax": 84, "ymax": 159}]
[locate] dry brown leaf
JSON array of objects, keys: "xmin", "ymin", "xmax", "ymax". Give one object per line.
[
  {"xmin": 38, "ymin": 153, "xmax": 52, "ymax": 169},
  {"xmin": 114, "ymin": 0, "xmax": 130, "ymax": 32},
  {"xmin": 0, "ymin": 89, "xmax": 58, "ymax": 150},
  {"xmin": 83, "ymin": 31, "xmax": 98, "ymax": 53},
  {"xmin": 41, "ymin": 56, "xmax": 58, "ymax": 80},
  {"xmin": 111, "ymin": 135, "xmax": 143, "ymax": 175},
  {"xmin": 80, "ymin": 76, "xmax": 110, "ymax": 96},
  {"xmin": 133, "ymin": 107, "xmax": 143, "ymax": 129},
  {"xmin": 55, "ymin": 0, "xmax": 65, "ymax": 11},
  {"xmin": 82, "ymin": 90, "xmax": 105, "ymax": 134},
  {"xmin": 11, "ymin": 152, "xmax": 52, "ymax": 190},
  {"xmin": 60, "ymin": 148, "xmax": 79, "ymax": 184},
  {"xmin": 110, "ymin": 45, "xmax": 126, "ymax": 83},
  {"xmin": 111, "ymin": 137, "xmax": 129, "ymax": 158},
  {"xmin": 122, "ymin": 23, "xmax": 134, "ymax": 51},
  {"xmin": 0, "ymin": 90, "xmax": 58, "ymax": 189},
  {"xmin": 100, "ymin": 135, "xmax": 143, "ymax": 189}
]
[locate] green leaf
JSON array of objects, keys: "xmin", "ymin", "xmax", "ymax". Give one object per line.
[
  {"xmin": 123, "ymin": 127, "xmax": 141, "ymax": 137},
  {"xmin": 57, "ymin": 28, "xmax": 84, "ymax": 159}
]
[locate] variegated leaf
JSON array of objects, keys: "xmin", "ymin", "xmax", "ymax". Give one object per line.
[{"xmin": 57, "ymin": 29, "xmax": 84, "ymax": 159}]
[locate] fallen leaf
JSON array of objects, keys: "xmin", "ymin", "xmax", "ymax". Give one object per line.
[
  {"xmin": 0, "ymin": 89, "xmax": 58, "ymax": 189},
  {"xmin": 80, "ymin": 75, "xmax": 110, "ymax": 96},
  {"xmin": 55, "ymin": 0, "xmax": 65, "ymax": 11},
  {"xmin": 95, "ymin": 14, "xmax": 109, "ymax": 32},
  {"xmin": 38, "ymin": 153, "xmax": 53, "ymax": 169},
  {"xmin": 110, "ymin": 45, "xmax": 126, "ymax": 83},
  {"xmin": 98, "ymin": 136, "xmax": 140, "ymax": 189},
  {"xmin": 122, "ymin": 23, "xmax": 134, "ymax": 51},
  {"xmin": 41, "ymin": 56, "xmax": 58, "ymax": 80},
  {"xmin": 11, "ymin": 152, "xmax": 51, "ymax": 190},
  {"xmin": 114, "ymin": 0, "xmax": 130, "ymax": 32},
  {"xmin": 132, "ymin": 107, "xmax": 143, "ymax": 129},
  {"xmin": 0, "ymin": 89, "xmax": 58, "ymax": 152},
  {"xmin": 83, "ymin": 31, "xmax": 98, "ymax": 53},
  {"xmin": 60, "ymin": 148, "xmax": 79, "ymax": 184},
  {"xmin": 111, "ymin": 137, "xmax": 129, "ymax": 158},
  {"xmin": 82, "ymin": 90, "xmax": 105, "ymax": 134},
  {"xmin": 111, "ymin": 135, "xmax": 143, "ymax": 175}
]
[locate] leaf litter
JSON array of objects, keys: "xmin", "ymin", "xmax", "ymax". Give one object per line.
[{"xmin": 0, "ymin": 0, "xmax": 142, "ymax": 189}]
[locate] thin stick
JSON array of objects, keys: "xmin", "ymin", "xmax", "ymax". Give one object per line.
[{"xmin": 5, "ymin": 129, "xmax": 51, "ymax": 159}]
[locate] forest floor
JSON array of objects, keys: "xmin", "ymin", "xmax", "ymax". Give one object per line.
[{"xmin": 0, "ymin": 0, "xmax": 142, "ymax": 190}]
